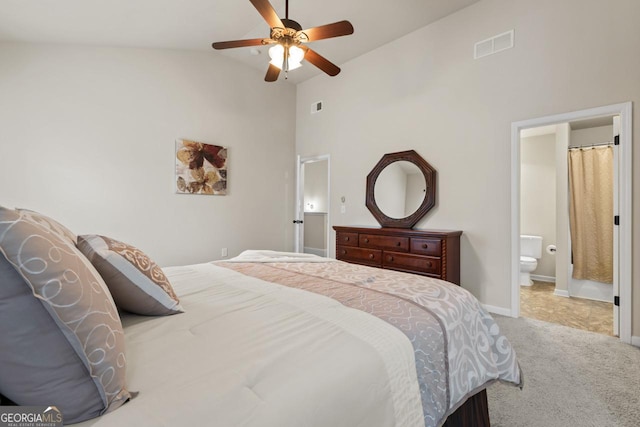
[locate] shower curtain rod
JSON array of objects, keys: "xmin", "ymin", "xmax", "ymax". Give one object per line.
[{"xmin": 569, "ymin": 141, "xmax": 614, "ymax": 149}]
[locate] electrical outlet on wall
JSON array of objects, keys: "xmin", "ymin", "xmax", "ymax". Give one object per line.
[
  {"xmin": 221, "ymin": 248, "xmax": 228, "ymax": 257},
  {"xmin": 310, "ymin": 100, "xmax": 323, "ymax": 114}
]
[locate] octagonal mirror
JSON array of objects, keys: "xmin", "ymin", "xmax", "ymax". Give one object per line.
[{"xmin": 366, "ymin": 150, "xmax": 436, "ymax": 228}]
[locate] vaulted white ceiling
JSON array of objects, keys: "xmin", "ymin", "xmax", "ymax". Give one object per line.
[{"xmin": 0, "ymin": 0, "xmax": 479, "ymax": 83}]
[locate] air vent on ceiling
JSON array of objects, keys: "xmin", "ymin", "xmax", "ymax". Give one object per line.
[
  {"xmin": 474, "ymin": 30, "xmax": 514, "ymax": 59},
  {"xmin": 311, "ymin": 101, "xmax": 323, "ymax": 114}
]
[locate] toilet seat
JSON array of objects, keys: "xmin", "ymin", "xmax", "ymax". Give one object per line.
[{"xmin": 520, "ymin": 256, "xmax": 536, "ymax": 265}]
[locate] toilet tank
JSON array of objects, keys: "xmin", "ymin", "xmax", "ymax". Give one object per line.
[{"xmin": 520, "ymin": 235, "xmax": 543, "ymax": 258}]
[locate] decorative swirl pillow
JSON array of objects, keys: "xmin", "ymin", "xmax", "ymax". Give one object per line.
[
  {"xmin": 15, "ymin": 208, "xmax": 78, "ymax": 245},
  {"xmin": 77, "ymin": 235, "xmax": 183, "ymax": 316},
  {"xmin": 0, "ymin": 207, "xmax": 131, "ymax": 423}
]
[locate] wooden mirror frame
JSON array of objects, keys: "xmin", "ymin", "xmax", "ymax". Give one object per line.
[{"xmin": 365, "ymin": 150, "xmax": 437, "ymax": 228}]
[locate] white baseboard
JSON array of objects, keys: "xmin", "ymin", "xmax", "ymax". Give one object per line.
[
  {"xmin": 483, "ymin": 304, "xmax": 513, "ymax": 317},
  {"xmin": 531, "ymin": 274, "xmax": 556, "ymax": 283},
  {"xmin": 632, "ymin": 336, "xmax": 640, "ymax": 348},
  {"xmin": 553, "ymin": 289, "xmax": 570, "ymax": 298}
]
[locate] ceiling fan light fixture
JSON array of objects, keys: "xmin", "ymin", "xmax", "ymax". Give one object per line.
[
  {"xmin": 289, "ymin": 45, "xmax": 305, "ymax": 66},
  {"xmin": 268, "ymin": 44, "xmax": 304, "ymax": 70},
  {"xmin": 211, "ymin": 0, "xmax": 353, "ymax": 81}
]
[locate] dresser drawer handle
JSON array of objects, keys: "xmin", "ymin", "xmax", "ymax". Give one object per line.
[
  {"xmin": 364, "ymin": 238, "xmax": 369, "ymax": 243},
  {"xmin": 341, "ymin": 249, "xmax": 347, "ymax": 255},
  {"xmin": 387, "ymin": 256, "xmax": 394, "ymax": 262},
  {"xmin": 344, "ymin": 236, "xmax": 350, "ymax": 242},
  {"xmin": 426, "ymin": 261, "xmax": 433, "ymax": 268},
  {"xmin": 368, "ymin": 253, "xmax": 375, "ymax": 259},
  {"xmin": 396, "ymin": 241, "xmax": 401, "ymax": 246},
  {"xmin": 422, "ymin": 243, "xmax": 429, "ymax": 249}
]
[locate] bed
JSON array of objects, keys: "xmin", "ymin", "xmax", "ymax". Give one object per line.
[
  {"xmin": 74, "ymin": 250, "xmax": 522, "ymax": 427},
  {"xmin": 0, "ymin": 207, "xmax": 521, "ymax": 426}
]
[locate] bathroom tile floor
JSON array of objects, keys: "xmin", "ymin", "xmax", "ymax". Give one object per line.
[{"xmin": 520, "ymin": 280, "xmax": 614, "ymax": 336}]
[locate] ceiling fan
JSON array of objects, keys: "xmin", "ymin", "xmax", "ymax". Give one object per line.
[{"xmin": 212, "ymin": 0, "xmax": 354, "ymax": 82}]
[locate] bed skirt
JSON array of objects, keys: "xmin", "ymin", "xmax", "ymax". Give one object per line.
[{"xmin": 443, "ymin": 389, "xmax": 490, "ymax": 427}]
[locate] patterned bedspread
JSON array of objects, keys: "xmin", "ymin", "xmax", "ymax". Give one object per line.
[{"xmin": 218, "ymin": 256, "xmax": 522, "ymax": 427}]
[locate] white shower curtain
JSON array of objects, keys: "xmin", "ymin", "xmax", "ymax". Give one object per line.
[{"xmin": 568, "ymin": 145, "xmax": 613, "ymax": 284}]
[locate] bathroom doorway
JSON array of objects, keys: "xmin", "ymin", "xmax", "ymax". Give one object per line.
[
  {"xmin": 294, "ymin": 155, "xmax": 330, "ymax": 256},
  {"xmin": 510, "ymin": 103, "xmax": 632, "ymax": 343}
]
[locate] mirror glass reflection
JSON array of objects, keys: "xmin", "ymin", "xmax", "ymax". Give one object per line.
[{"xmin": 374, "ymin": 161, "xmax": 427, "ymax": 219}]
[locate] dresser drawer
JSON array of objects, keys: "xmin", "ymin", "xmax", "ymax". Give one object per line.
[
  {"xmin": 410, "ymin": 238, "xmax": 442, "ymax": 256},
  {"xmin": 336, "ymin": 245, "xmax": 382, "ymax": 266},
  {"xmin": 333, "ymin": 226, "xmax": 461, "ymax": 285},
  {"xmin": 359, "ymin": 234, "xmax": 409, "ymax": 252},
  {"xmin": 382, "ymin": 252, "xmax": 441, "ymax": 275},
  {"xmin": 336, "ymin": 232, "xmax": 358, "ymax": 246}
]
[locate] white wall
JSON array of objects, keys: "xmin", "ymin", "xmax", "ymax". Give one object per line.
[
  {"xmin": 303, "ymin": 213, "xmax": 327, "ymax": 252},
  {"xmin": 520, "ymin": 134, "xmax": 556, "ymax": 278},
  {"xmin": 303, "ymin": 160, "xmax": 328, "ymax": 212},
  {"xmin": 303, "ymin": 160, "xmax": 328, "ymax": 253},
  {"xmin": 570, "ymin": 125, "xmax": 614, "ymax": 148},
  {"xmin": 295, "ymin": 0, "xmax": 640, "ymax": 337},
  {"xmin": 0, "ymin": 42, "xmax": 297, "ymax": 266},
  {"xmin": 555, "ymin": 124, "xmax": 571, "ymax": 294}
]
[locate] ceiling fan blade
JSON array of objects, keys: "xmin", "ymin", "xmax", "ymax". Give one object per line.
[
  {"xmin": 265, "ymin": 63, "xmax": 281, "ymax": 82},
  {"xmin": 212, "ymin": 38, "xmax": 269, "ymax": 50},
  {"xmin": 303, "ymin": 48, "xmax": 341, "ymax": 76},
  {"xmin": 250, "ymin": 0, "xmax": 284, "ymax": 29},
  {"xmin": 300, "ymin": 20, "xmax": 354, "ymax": 42}
]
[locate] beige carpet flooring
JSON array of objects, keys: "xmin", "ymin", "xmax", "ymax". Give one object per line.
[
  {"xmin": 488, "ymin": 316, "xmax": 640, "ymax": 427},
  {"xmin": 520, "ymin": 280, "xmax": 613, "ymax": 336}
]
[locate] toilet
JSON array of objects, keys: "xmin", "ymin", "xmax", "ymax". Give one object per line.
[{"xmin": 520, "ymin": 235, "xmax": 542, "ymax": 286}]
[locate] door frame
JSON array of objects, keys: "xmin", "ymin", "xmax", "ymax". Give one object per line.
[
  {"xmin": 510, "ymin": 102, "xmax": 632, "ymax": 343},
  {"xmin": 295, "ymin": 154, "xmax": 331, "ymax": 254}
]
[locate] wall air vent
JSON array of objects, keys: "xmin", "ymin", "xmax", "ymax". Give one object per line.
[{"xmin": 474, "ymin": 30, "xmax": 514, "ymax": 59}]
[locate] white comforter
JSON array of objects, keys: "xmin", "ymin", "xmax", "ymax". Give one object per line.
[{"xmin": 75, "ymin": 263, "xmax": 425, "ymax": 427}]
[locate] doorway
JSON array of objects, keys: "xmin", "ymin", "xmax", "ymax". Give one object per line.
[
  {"xmin": 519, "ymin": 117, "xmax": 616, "ymax": 335},
  {"xmin": 295, "ymin": 155, "xmax": 330, "ymax": 256},
  {"xmin": 511, "ymin": 102, "xmax": 632, "ymax": 343}
]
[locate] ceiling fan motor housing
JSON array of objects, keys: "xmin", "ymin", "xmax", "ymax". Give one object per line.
[
  {"xmin": 281, "ymin": 18, "xmax": 302, "ymax": 32},
  {"xmin": 270, "ymin": 18, "xmax": 307, "ymax": 46}
]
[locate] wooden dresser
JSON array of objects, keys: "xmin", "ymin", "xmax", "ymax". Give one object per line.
[{"xmin": 333, "ymin": 226, "xmax": 462, "ymax": 285}]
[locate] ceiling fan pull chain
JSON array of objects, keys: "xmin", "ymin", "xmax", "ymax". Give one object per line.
[{"xmin": 283, "ymin": 45, "xmax": 289, "ymax": 78}]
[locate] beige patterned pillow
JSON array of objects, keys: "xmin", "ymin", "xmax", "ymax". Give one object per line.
[
  {"xmin": 15, "ymin": 208, "xmax": 78, "ymax": 245},
  {"xmin": 78, "ymin": 235, "xmax": 183, "ymax": 316},
  {"xmin": 0, "ymin": 207, "xmax": 130, "ymax": 423}
]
